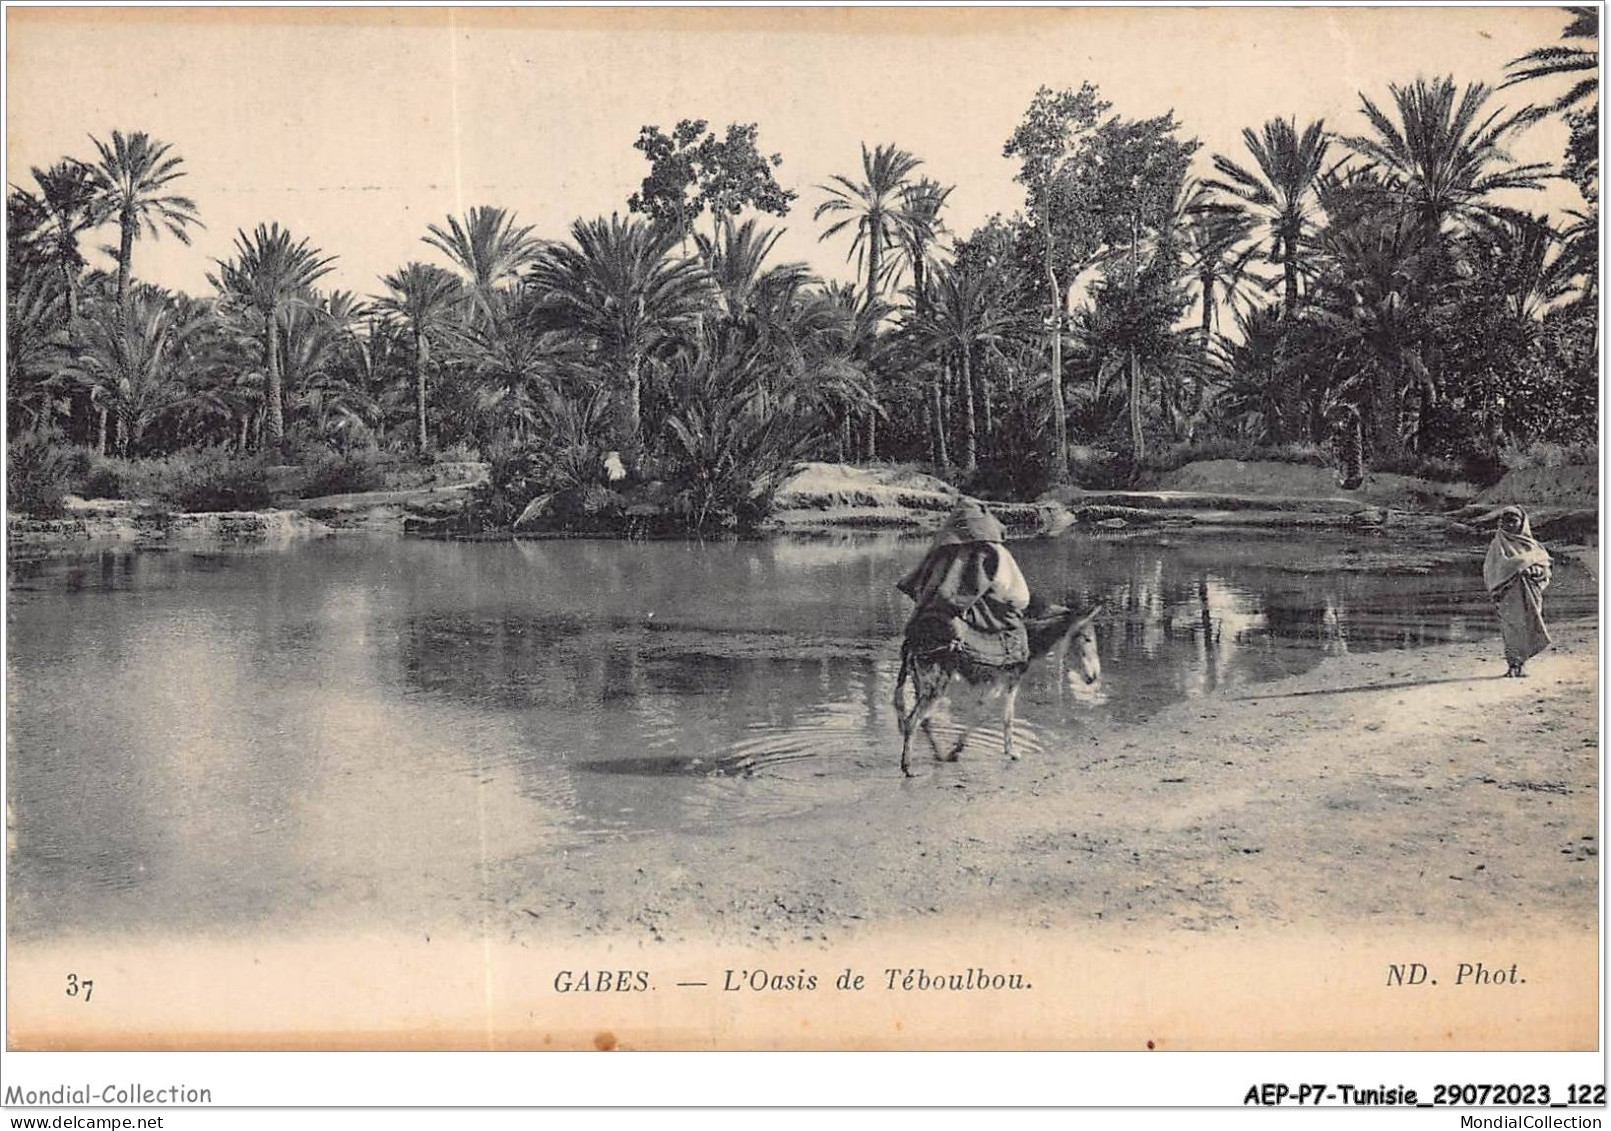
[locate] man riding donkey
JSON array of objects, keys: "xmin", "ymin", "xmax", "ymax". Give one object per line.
[{"xmin": 892, "ymin": 499, "xmax": 1100, "ymax": 776}]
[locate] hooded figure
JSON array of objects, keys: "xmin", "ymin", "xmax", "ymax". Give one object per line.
[
  {"xmin": 1484, "ymin": 505, "xmax": 1552, "ymax": 677},
  {"xmin": 896, "ymin": 499, "xmax": 1030, "ymax": 669}
]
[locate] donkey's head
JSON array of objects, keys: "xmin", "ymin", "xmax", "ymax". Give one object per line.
[
  {"xmin": 1027, "ymin": 601, "xmax": 1103, "ymax": 686},
  {"xmin": 1064, "ymin": 604, "xmax": 1103, "ymax": 688}
]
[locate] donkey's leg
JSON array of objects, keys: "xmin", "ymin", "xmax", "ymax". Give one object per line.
[
  {"xmin": 904, "ymin": 661, "xmax": 951, "ymax": 764},
  {"xmin": 945, "ymin": 708, "xmax": 977, "ymax": 761},
  {"xmin": 1002, "ymin": 683, "xmax": 1021, "ymax": 761},
  {"xmin": 894, "ymin": 651, "xmax": 919, "ymax": 778},
  {"xmin": 903, "ymin": 684, "xmax": 945, "ymax": 777}
]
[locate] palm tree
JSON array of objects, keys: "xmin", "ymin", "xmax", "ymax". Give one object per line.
[
  {"xmin": 373, "ymin": 262, "xmax": 464, "ymax": 452},
  {"xmin": 440, "ymin": 287, "xmax": 583, "ymax": 447},
  {"xmin": 690, "ymin": 218, "xmax": 834, "ymax": 421},
  {"xmin": 1309, "ymin": 209, "xmax": 1440, "ymax": 455},
  {"xmin": 6, "ymin": 271, "xmax": 74, "ymax": 434},
  {"xmin": 528, "ymin": 215, "xmax": 711, "ymax": 444},
  {"xmin": 1205, "ymin": 117, "xmax": 1330, "ymax": 318},
  {"xmin": 1339, "ymin": 76, "xmax": 1549, "ymax": 240},
  {"xmin": 25, "ymin": 160, "xmax": 101, "ymax": 323},
  {"xmin": 909, "ymin": 264, "xmax": 1015, "ymax": 473},
  {"xmin": 888, "ymin": 177, "xmax": 954, "ymax": 302},
  {"xmin": 88, "ymin": 130, "xmax": 202, "ymax": 310},
  {"xmin": 275, "ymin": 291, "xmax": 370, "ymax": 432},
  {"xmin": 1505, "ymin": 7, "xmax": 1598, "ymax": 113},
  {"xmin": 1506, "ymin": 5, "xmax": 1599, "ymax": 198},
  {"xmin": 814, "ymin": 280, "xmax": 889, "ymax": 460},
  {"xmin": 423, "ymin": 206, "xmax": 541, "ymax": 316},
  {"xmin": 813, "ymin": 143, "xmax": 923, "ymax": 307},
  {"xmin": 1470, "ymin": 210, "xmax": 1575, "ymax": 330},
  {"xmin": 661, "ymin": 330, "xmax": 818, "ymax": 532},
  {"xmin": 693, "ymin": 218, "xmax": 811, "ymax": 330},
  {"xmin": 208, "ymin": 223, "xmax": 337, "ymax": 449},
  {"xmin": 1179, "ymin": 186, "xmax": 1257, "ymax": 411},
  {"xmin": 65, "ymin": 286, "xmax": 208, "ymax": 455}
]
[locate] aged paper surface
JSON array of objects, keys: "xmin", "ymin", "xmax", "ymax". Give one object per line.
[{"xmin": 4, "ymin": 4, "xmax": 1599, "ymax": 1057}]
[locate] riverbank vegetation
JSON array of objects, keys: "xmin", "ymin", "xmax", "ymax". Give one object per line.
[{"xmin": 7, "ymin": 10, "xmax": 1597, "ymax": 531}]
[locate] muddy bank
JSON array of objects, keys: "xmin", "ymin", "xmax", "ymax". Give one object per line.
[
  {"xmin": 1143, "ymin": 458, "xmax": 1480, "ymax": 511},
  {"xmin": 6, "ymin": 469, "xmax": 486, "ymax": 555},
  {"xmin": 497, "ymin": 618, "xmax": 1597, "ymax": 947},
  {"xmin": 766, "ymin": 462, "xmax": 1058, "ymax": 533},
  {"xmin": 7, "ymin": 505, "xmax": 333, "ymax": 557}
]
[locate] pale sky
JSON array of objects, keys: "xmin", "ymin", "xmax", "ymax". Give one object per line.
[{"xmin": 5, "ymin": 5, "xmax": 1583, "ymax": 300}]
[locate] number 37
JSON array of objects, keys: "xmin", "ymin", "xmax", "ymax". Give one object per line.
[{"xmin": 65, "ymin": 974, "xmax": 93, "ymax": 1002}]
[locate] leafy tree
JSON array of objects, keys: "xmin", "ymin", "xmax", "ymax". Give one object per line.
[
  {"xmin": 1004, "ymin": 84, "xmax": 1110, "ymax": 477},
  {"xmin": 1079, "ymin": 111, "xmax": 1201, "ymax": 456},
  {"xmin": 88, "ymin": 130, "xmax": 202, "ymax": 309},
  {"xmin": 628, "ymin": 119, "xmax": 796, "ymax": 245},
  {"xmin": 209, "ymin": 223, "xmax": 337, "ymax": 449}
]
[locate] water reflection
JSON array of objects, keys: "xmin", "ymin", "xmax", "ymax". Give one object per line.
[{"xmin": 7, "ymin": 531, "xmax": 1593, "ymax": 937}]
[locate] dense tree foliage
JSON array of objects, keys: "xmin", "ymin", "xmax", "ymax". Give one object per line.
[{"xmin": 7, "ymin": 34, "xmax": 1596, "ymax": 527}]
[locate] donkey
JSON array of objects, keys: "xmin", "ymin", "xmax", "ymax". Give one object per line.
[{"xmin": 892, "ymin": 602, "xmax": 1103, "ymax": 777}]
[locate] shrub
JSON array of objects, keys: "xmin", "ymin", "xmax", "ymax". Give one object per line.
[
  {"xmin": 1370, "ymin": 450, "xmax": 1499, "ymax": 484},
  {"xmin": 154, "ymin": 448, "xmax": 274, "ymax": 512},
  {"xmin": 1498, "ymin": 439, "xmax": 1599, "ymax": 473},
  {"xmin": 7, "ymin": 432, "xmax": 89, "ymax": 518},
  {"xmin": 1134, "ymin": 438, "xmax": 1328, "ymax": 475},
  {"xmin": 77, "ymin": 456, "xmax": 141, "ymax": 500},
  {"xmin": 460, "ymin": 445, "xmax": 549, "ymax": 531},
  {"xmin": 434, "ymin": 439, "xmax": 482, "ymax": 464},
  {"xmin": 297, "ymin": 448, "xmax": 388, "ymax": 498}
]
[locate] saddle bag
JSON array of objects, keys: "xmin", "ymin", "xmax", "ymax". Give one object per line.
[{"xmin": 904, "ymin": 611, "xmax": 1029, "ymax": 670}]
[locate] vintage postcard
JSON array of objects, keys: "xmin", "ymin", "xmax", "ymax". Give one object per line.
[{"xmin": 3, "ymin": 2, "xmax": 1600, "ymax": 1079}]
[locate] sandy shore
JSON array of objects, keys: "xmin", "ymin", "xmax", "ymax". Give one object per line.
[
  {"xmin": 10, "ymin": 618, "xmax": 1597, "ymax": 1051},
  {"xmin": 505, "ymin": 617, "xmax": 1599, "ymax": 946}
]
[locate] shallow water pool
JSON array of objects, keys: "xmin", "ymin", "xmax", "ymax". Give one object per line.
[{"xmin": 6, "ymin": 531, "xmax": 1592, "ymax": 937}]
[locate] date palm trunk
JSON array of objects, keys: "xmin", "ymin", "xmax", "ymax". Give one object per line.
[
  {"xmin": 1129, "ymin": 349, "xmax": 1144, "ymax": 459},
  {"xmin": 265, "ymin": 313, "xmax": 285, "ymax": 449},
  {"xmin": 623, "ymin": 353, "xmax": 643, "ymax": 447},
  {"xmin": 1194, "ymin": 277, "xmax": 1215, "ymax": 415},
  {"xmin": 961, "ymin": 345, "xmax": 977, "ymax": 474},
  {"xmin": 414, "ymin": 327, "xmax": 430, "ymax": 452},
  {"xmin": 115, "ymin": 207, "xmax": 135, "ymax": 311}
]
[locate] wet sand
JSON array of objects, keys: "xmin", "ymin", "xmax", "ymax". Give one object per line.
[
  {"xmin": 504, "ymin": 617, "xmax": 1600, "ymax": 945},
  {"xmin": 9, "ymin": 619, "xmax": 1596, "ymax": 1051}
]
